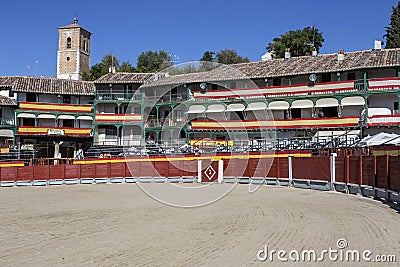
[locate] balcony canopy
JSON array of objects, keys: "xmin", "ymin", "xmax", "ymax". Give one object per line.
[
  {"xmin": 341, "ymin": 96, "xmax": 365, "ymax": 106},
  {"xmin": 267, "ymin": 101, "xmax": 289, "ymax": 110},
  {"xmin": 291, "ymin": 99, "xmax": 313, "ymax": 109},
  {"xmin": 186, "ymin": 105, "xmax": 206, "ymax": 114},
  {"xmin": 17, "ymin": 113, "xmax": 35, "ymax": 118},
  {"xmin": 315, "ymin": 98, "xmax": 339, "ymax": 107},
  {"xmin": 58, "ymin": 115, "xmax": 75, "ymax": 120},
  {"xmin": 205, "ymin": 104, "xmax": 225, "ymax": 113},
  {"xmin": 226, "ymin": 103, "xmax": 245, "ymax": 112},
  {"xmin": 37, "ymin": 114, "xmax": 56, "ymax": 119},
  {"xmin": 77, "ymin": 115, "xmax": 93, "ymax": 121},
  {"xmin": 245, "ymin": 102, "xmax": 267, "ymax": 111}
]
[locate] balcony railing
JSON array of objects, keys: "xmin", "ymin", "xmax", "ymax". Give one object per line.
[
  {"xmin": 145, "ymin": 118, "xmax": 186, "ymax": 128},
  {"xmin": 144, "ymin": 94, "xmax": 187, "ymax": 104},
  {"xmin": 96, "ymin": 93, "xmax": 143, "ymax": 101}
]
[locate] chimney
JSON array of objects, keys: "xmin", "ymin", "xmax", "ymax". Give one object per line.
[
  {"xmin": 284, "ymin": 48, "xmax": 291, "ymax": 60},
  {"xmin": 337, "ymin": 50, "xmax": 345, "ymax": 62},
  {"xmin": 108, "ymin": 66, "xmax": 116, "ymax": 73},
  {"xmin": 312, "ymin": 47, "xmax": 318, "ymax": 57},
  {"xmin": 374, "ymin": 40, "xmax": 383, "ymax": 50},
  {"xmin": 261, "ymin": 51, "xmax": 273, "ymax": 61}
]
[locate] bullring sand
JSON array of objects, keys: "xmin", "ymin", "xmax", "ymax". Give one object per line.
[{"xmin": 0, "ymin": 184, "xmax": 399, "ymax": 266}]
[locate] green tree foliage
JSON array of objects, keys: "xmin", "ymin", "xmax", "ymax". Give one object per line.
[
  {"xmin": 136, "ymin": 50, "xmax": 173, "ymax": 72},
  {"xmin": 384, "ymin": 1, "xmax": 400, "ymax": 49},
  {"xmin": 82, "ymin": 53, "xmax": 121, "ymax": 81},
  {"xmin": 266, "ymin": 26, "xmax": 324, "ymax": 58},
  {"xmin": 216, "ymin": 49, "xmax": 249, "ymax": 64},
  {"xmin": 200, "ymin": 51, "xmax": 216, "ymax": 62},
  {"xmin": 119, "ymin": 61, "xmax": 136, "ymax": 72}
]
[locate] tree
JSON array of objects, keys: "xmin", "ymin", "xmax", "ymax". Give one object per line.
[
  {"xmin": 266, "ymin": 26, "xmax": 324, "ymax": 58},
  {"xmin": 384, "ymin": 1, "xmax": 400, "ymax": 49},
  {"xmin": 216, "ymin": 49, "xmax": 249, "ymax": 64},
  {"xmin": 119, "ymin": 61, "xmax": 136, "ymax": 72},
  {"xmin": 200, "ymin": 51, "xmax": 216, "ymax": 62},
  {"xmin": 136, "ymin": 50, "xmax": 173, "ymax": 72}
]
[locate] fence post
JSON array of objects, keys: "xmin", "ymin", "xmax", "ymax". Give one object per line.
[
  {"xmin": 288, "ymin": 155, "xmax": 293, "ymax": 186},
  {"xmin": 218, "ymin": 160, "xmax": 223, "ymax": 184},
  {"xmin": 359, "ymin": 153, "xmax": 363, "ymax": 186},
  {"xmin": 197, "ymin": 160, "xmax": 202, "ymax": 183},
  {"xmin": 330, "ymin": 153, "xmax": 337, "ymax": 190}
]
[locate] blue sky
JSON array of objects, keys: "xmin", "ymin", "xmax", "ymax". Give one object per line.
[{"xmin": 0, "ymin": 0, "xmax": 398, "ymax": 77}]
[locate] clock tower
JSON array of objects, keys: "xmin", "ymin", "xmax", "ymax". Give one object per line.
[{"xmin": 57, "ymin": 16, "xmax": 91, "ymax": 80}]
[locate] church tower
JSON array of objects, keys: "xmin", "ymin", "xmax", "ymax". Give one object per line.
[{"xmin": 57, "ymin": 16, "xmax": 91, "ymax": 80}]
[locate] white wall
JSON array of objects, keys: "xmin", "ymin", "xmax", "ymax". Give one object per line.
[
  {"xmin": 368, "ymin": 94, "xmax": 398, "ymax": 113},
  {"xmin": 38, "ymin": 94, "xmax": 58, "ymax": 103},
  {"xmin": 1, "ymin": 107, "xmax": 14, "ymax": 120},
  {"xmin": 37, "ymin": 118, "xmax": 55, "ymax": 127},
  {"xmin": 78, "ymin": 120, "xmax": 92, "ymax": 128},
  {"xmin": 341, "ymin": 106, "xmax": 363, "ymax": 117},
  {"xmin": 96, "ymin": 104, "xmax": 117, "ymax": 114}
]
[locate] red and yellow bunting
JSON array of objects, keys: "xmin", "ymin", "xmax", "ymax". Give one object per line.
[
  {"xmin": 95, "ymin": 114, "xmax": 141, "ymax": 123},
  {"xmin": 19, "ymin": 102, "xmax": 92, "ymax": 113},
  {"xmin": 191, "ymin": 117, "xmax": 359, "ymax": 130},
  {"xmin": 18, "ymin": 126, "xmax": 91, "ymax": 136},
  {"xmin": 0, "ymin": 161, "xmax": 24, "ymax": 167}
]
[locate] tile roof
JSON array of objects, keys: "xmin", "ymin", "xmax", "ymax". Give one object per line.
[
  {"xmin": 94, "ymin": 72, "xmax": 155, "ymax": 84},
  {"xmin": 0, "ymin": 76, "xmax": 95, "ymax": 96},
  {"xmin": 0, "ymin": 95, "xmax": 16, "ymax": 106},
  {"xmin": 142, "ymin": 48, "xmax": 400, "ymax": 87}
]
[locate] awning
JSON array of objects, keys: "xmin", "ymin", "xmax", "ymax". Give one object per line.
[
  {"xmin": 291, "ymin": 99, "xmax": 313, "ymax": 109},
  {"xmin": 245, "ymin": 102, "xmax": 267, "ymax": 111},
  {"xmin": 205, "ymin": 104, "xmax": 225, "ymax": 113},
  {"xmin": 17, "ymin": 113, "xmax": 35, "ymax": 118},
  {"xmin": 0, "ymin": 129, "xmax": 13, "ymax": 138},
  {"xmin": 341, "ymin": 96, "xmax": 365, "ymax": 106},
  {"xmin": 315, "ymin": 98, "xmax": 339, "ymax": 107},
  {"xmin": 267, "ymin": 101, "xmax": 289, "ymax": 110},
  {"xmin": 226, "ymin": 103, "xmax": 245, "ymax": 112},
  {"xmin": 58, "ymin": 115, "xmax": 75, "ymax": 120},
  {"xmin": 37, "ymin": 114, "xmax": 56, "ymax": 119},
  {"xmin": 77, "ymin": 115, "xmax": 93, "ymax": 121},
  {"xmin": 186, "ymin": 105, "xmax": 206, "ymax": 114}
]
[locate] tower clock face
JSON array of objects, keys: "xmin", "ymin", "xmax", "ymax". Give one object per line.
[{"xmin": 66, "ymin": 30, "xmax": 72, "ymax": 37}]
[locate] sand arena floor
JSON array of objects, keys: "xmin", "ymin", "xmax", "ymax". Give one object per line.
[{"xmin": 0, "ymin": 183, "xmax": 399, "ymax": 266}]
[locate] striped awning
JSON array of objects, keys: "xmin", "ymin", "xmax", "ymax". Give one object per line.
[
  {"xmin": 315, "ymin": 98, "xmax": 339, "ymax": 107},
  {"xmin": 291, "ymin": 99, "xmax": 314, "ymax": 109},
  {"xmin": 187, "ymin": 105, "xmax": 206, "ymax": 114},
  {"xmin": 77, "ymin": 115, "xmax": 93, "ymax": 120},
  {"xmin": 341, "ymin": 96, "xmax": 365, "ymax": 106},
  {"xmin": 205, "ymin": 104, "xmax": 225, "ymax": 113},
  {"xmin": 267, "ymin": 101, "xmax": 289, "ymax": 110},
  {"xmin": 58, "ymin": 115, "xmax": 75, "ymax": 120},
  {"xmin": 226, "ymin": 103, "xmax": 245, "ymax": 112},
  {"xmin": 17, "ymin": 113, "xmax": 35, "ymax": 118},
  {"xmin": 245, "ymin": 102, "xmax": 267, "ymax": 111},
  {"xmin": 37, "ymin": 114, "xmax": 56, "ymax": 119}
]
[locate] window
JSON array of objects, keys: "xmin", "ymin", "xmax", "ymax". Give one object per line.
[
  {"xmin": 394, "ymin": 102, "xmax": 399, "ymax": 113},
  {"xmin": 66, "ymin": 37, "xmax": 71, "ymax": 49},
  {"xmin": 83, "ymin": 39, "xmax": 87, "ymax": 51},
  {"xmin": 8, "ymin": 91, "xmax": 14, "ymax": 97},
  {"xmin": 63, "ymin": 96, "xmax": 71, "ymax": 104},
  {"xmin": 291, "ymin": 108, "xmax": 301, "ymax": 118},
  {"xmin": 106, "ymin": 127, "xmax": 117, "ymax": 138},
  {"xmin": 273, "ymin": 77, "xmax": 281, "ymax": 86},
  {"xmin": 26, "ymin": 93, "xmax": 36, "ymax": 102},
  {"xmin": 67, "ymin": 57, "xmax": 70, "ymax": 61},
  {"xmin": 322, "ymin": 73, "xmax": 331, "ymax": 83},
  {"xmin": 134, "ymin": 106, "xmax": 141, "ymax": 114},
  {"xmin": 347, "ymin": 72, "xmax": 356, "ymax": 80},
  {"xmin": 63, "ymin": 119, "xmax": 74, "ymax": 128}
]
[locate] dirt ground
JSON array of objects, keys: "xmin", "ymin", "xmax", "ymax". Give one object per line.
[{"xmin": 0, "ymin": 183, "xmax": 399, "ymax": 266}]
